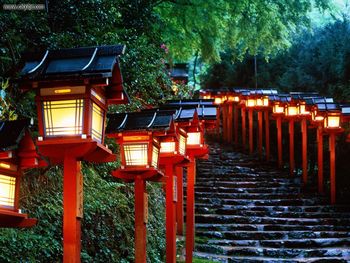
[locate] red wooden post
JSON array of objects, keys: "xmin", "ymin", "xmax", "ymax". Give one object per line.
[
  {"xmin": 289, "ymin": 119, "xmax": 295, "ymax": 176},
  {"xmin": 248, "ymin": 109, "xmax": 254, "ymax": 154},
  {"xmin": 241, "ymin": 108, "xmax": 247, "ymax": 149},
  {"xmin": 329, "ymin": 133, "xmax": 336, "ymax": 204},
  {"xmin": 277, "ymin": 116, "xmax": 283, "ymax": 168},
  {"xmin": 222, "ymin": 104, "xmax": 227, "ymax": 142},
  {"xmin": 301, "ymin": 118, "xmax": 308, "ymax": 185},
  {"xmin": 264, "ymin": 110, "xmax": 270, "ymax": 161},
  {"xmin": 228, "ymin": 104, "xmax": 233, "ymax": 144},
  {"xmin": 135, "ymin": 177, "xmax": 147, "ymax": 263},
  {"xmin": 63, "ymin": 156, "xmax": 82, "ymax": 263},
  {"xmin": 216, "ymin": 108, "xmax": 220, "ymax": 136},
  {"xmin": 317, "ymin": 126, "xmax": 324, "ymax": 194},
  {"xmin": 165, "ymin": 164, "xmax": 176, "ymax": 263},
  {"xmin": 186, "ymin": 159, "xmax": 196, "ymax": 263},
  {"xmin": 176, "ymin": 166, "xmax": 184, "ymax": 235},
  {"xmin": 258, "ymin": 111, "xmax": 263, "ymax": 157},
  {"xmin": 234, "ymin": 105, "xmax": 239, "ymax": 146}
]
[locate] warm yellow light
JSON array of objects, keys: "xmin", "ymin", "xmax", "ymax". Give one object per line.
[
  {"xmin": 233, "ymin": 96, "xmax": 240, "ymax": 102},
  {"xmin": 187, "ymin": 132, "xmax": 201, "ymax": 145},
  {"xmin": 245, "ymin": 99, "xmax": 255, "ymax": 108},
  {"xmin": 0, "ymin": 163, "xmax": 10, "ymax": 169},
  {"xmin": 214, "ymin": 97, "xmax": 222, "ymax": 105},
  {"xmin": 160, "ymin": 142, "xmax": 176, "ymax": 153},
  {"xmin": 54, "ymin": 89, "xmax": 72, "ymax": 94},
  {"xmin": 91, "ymin": 103, "xmax": 104, "ymax": 143},
  {"xmin": 0, "ymin": 174, "xmax": 16, "ymax": 208},
  {"xmin": 179, "ymin": 134, "xmax": 186, "ymax": 155},
  {"xmin": 256, "ymin": 98, "xmax": 263, "ymax": 106},
  {"xmin": 151, "ymin": 145, "xmax": 159, "ymax": 168},
  {"xmin": 43, "ymin": 99, "xmax": 83, "ymax": 136},
  {"xmin": 91, "ymin": 89, "xmax": 106, "ymax": 104},
  {"xmin": 325, "ymin": 116, "xmax": 340, "ymax": 128},
  {"xmin": 273, "ymin": 104, "xmax": 284, "ymax": 114},
  {"xmin": 286, "ymin": 106, "xmax": 298, "ymax": 116},
  {"xmin": 124, "ymin": 144, "xmax": 148, "ymax": 166},
  {"xmin": 203, "ymin": 95, "xmax": 211, "ymax": 99},
  {"xmin": 299, "ymin": 104, "xmax": 310, "ymax": 115},
  {"xmin": 263, "ymin": 97, "xmax": 269, "ymax": 106}
]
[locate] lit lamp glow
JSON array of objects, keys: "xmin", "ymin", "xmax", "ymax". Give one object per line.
[
  {"xmin": 0, "ymin": 162, "xmax": 18, "ymax": 211},
  {"xmin": 285, "ymin": 105, "xmax": 299, "ymax": 116},
  {"xmin": 298, "ymin": 102, "xmax": 310, "ymax": 116},
  {"xmin": 324, "ymin": 113, "xmax": 341, "ymax": 129},
  {"xmin": 273, "ymin": 104, "xmax": 285, "ymax": 114},
  {"xmin": 214, "ymin": 97, "xmax": 223, "ymax": 105},
  {"xmin": 187, "ymin": 132, "xmax": 201, "ymax": 145},
  {"xmin": 245, "ymin": 98, "xmax": 256, "ymax": 108}
]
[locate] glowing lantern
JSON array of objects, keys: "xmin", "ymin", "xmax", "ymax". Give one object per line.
[
  {"xmin": 107, "ymin": 111, "xmax": 174, "ymax": 263},
  {"xmin": 298, "ymin": 101, "xmax": 310, "ymax": 116},
  {"xmin": 0, "ymin": 119, "xmax": 47, "ymax": 228},
  {"xmin": 324, "ymin": 112, "xmax": 342, "ymax": 130},
  {"xmin": 245, "ymin": 98, "xmax": 256, "ymax": 108},
  {"xmin": 285, "ymin": 104, "xmax": 299, "ymax": 116},
  {"xmin": 19, "ymin": 45, "xmax": 128, "ymax": 261}
]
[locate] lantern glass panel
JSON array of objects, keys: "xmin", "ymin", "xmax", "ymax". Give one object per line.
[
  {"xmin": 179, "ymin": 134, "xmax": 186, "ymax": 155},
  {"xmin": 43, "ymin": 99, "xmax": 83, "ymax": 136},
  {"xmin": 246, "ymin": 99, "xmax": 255, "ymax": 107},
  {"xmin": 124, "ymin": 143, "xmax": 148, "ymax": 166},
  {"xmin": 0, "ymin": 174, "xmax": 16, "ymax": 209},
  {"xmin": 151, "ymin": 145, "xmax": 159, "ymax": 168},
  {"xmin": 214, "ymin": 97, "xmax": 222, "ymax": 105},
  {"xmin": 91, "ymin": 103, "xmax": 104, "ymax": 143},
  {"xmin": 256, "ymin": 98, "xmax": 263, "ymax": 106},
  {"xmin": 263, "ymin": 97, "xmax": 269, "ymax": 106},
  {"xmin": 187, "ymin": 132, "xmax": 201, "ymax": 145},
  {"xmin": 325, "ymin": 115, "xmax": 340, "ymax": 128},
  {"xmin": 286, "ymin": 106, "xmax": 298, "ymax": 116},
  {"xmin": 160, "ymin": 142, "xmax": 176, "ymax": 153},
  {"xmin": 273, "ymin": 104, "xmax": 284, "ymax": 114}
]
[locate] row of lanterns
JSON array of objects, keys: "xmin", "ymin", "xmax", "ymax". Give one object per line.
[
  {"xmin": 200, "ymin": 88, "xmax": 350, "ymax": 204},
  {"xmin": 0, "ymin": 45, "xmax": 219, "ymax": 263}
]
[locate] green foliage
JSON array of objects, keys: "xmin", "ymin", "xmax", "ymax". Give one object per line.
[
  {"xmin": 0, "ymin": 164, "xmax": 166, "ymax": 262},
  {"xmin": 156, "ymin": 0, "xmax": 332, "ymax": 62}
]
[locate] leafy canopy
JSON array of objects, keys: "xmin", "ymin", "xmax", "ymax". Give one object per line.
[{"xmin": 155, "ymin": 0, "xmax": 332, "ymax": 61}]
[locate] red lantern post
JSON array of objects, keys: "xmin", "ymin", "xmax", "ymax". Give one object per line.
[
  {"xmin": 107, "ymin": 111, "xmax": 174, "ymax": 263},
  {"xmin": 245, "ymin": 97, "xmax": 256, "ymax": 154},
  {"xmin": 0, "ymin": 119, "xmax": 46, "ymax": 228},
  {"xmin": 323, "ymin": 110, "xmax": 343, "ymax": 204},
  {"xmin": 19, "ymin": 45, "xmax": 128, "ymax": 262},
  {"xmin": 284, "ymin": 102, "xmax": 299, "ymax": 176}
]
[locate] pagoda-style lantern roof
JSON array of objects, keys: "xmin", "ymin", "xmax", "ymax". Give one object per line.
[
  {"xmin": 167, "ymin": 63, "xmax": 189, "ymax": 84},
  {"xmin": 106, "ymin": 111, "xmax": 176, "ymax": 182},
  {"xmin": 165, "ymin": 99, "xmax": 215, "ymax": 106},
  {"xmin": 289, "ymin": 92, "xmax": 319, "ymax": 101},
  {"xmin": 0, "ymin": 119, "xmax": 47, "ymax": 228},
  {"xmin": 271, "ymin": 94, "xmax": 291, "ymax": 117},
  {"xmin": 18, "ymin": 45, "xmax": 129, "ymax": 105}
]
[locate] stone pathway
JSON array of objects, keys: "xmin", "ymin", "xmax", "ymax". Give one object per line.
[{"xmin": 192, "ymin": 142, "xmax": 350, "ymax": 262}]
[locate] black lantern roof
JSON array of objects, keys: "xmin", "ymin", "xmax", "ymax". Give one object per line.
[
  {"xmin": 305, "ymin": 97, "xmax": 334, "ymax": 105},
  {"xmin": 268, "ymin": 94, "xmax": 291, "ymax": 103},
  {"xmin": 165, "ymin": 99, "xmax": 215, "ymax": 106},
  {"xmin": 106, "ymin": 111, "xmax": 174, "ymax": 133},
  {"xmin": 340, "ymin": 104, "xmax": 350, "ymax": 116},
  {"xmin": 18, "ymin": 45, "xmax": 129, "ymax": 104},
  {"xmin": 316, "ymin": 103, "xmax": 340, "ymax": 112},
  {"xmin": 0, "ymin": 119, "xmax": 31, "ymax": 151},
  {"xmin": 290, "ymin": 92, "xmax": 319, "ymax": 100},
  {"xmin": 168, "ymin": 63, "xmax": 188, "ymax": 80},
  {"xmin": 254, "ymin": 89, "xmax": 278, "ymax": 95},
  {"xmin": 159, "ymin": 104, "xmax": 216, "ymax": 121}
]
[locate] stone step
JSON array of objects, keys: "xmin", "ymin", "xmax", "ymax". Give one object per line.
[
  {"xmin": 204, "ymin": 237, "xmax": 350, "ymax": 249},
  {"xmin": 196, "ymin": 230, "xmax": 350, "ymax": 240},
  {"xmin": 195, "ymin": 214, "xmax": 350, "ymax": 225},
  {"xmin": 193, "ymin": 181, "xmax": 301, "ymax": 188},
  {"xmin": 192, "ymin": 197, "xmax": 328, "ymax": 206},
  {"xmin": 195, "ymin": 208, "xmax": 350, "ymax": 219},
  {"xmin": 193, "ymin": 251, "xmax": 350, "ymax": 263},
  {"xmin": 195, "ymin": 244, "xmax": 350, "ymax": 258},
  {"xmin": 194, "ymin": 204, "xmax": 350, "ymax": 213},
  {"xmin": 195, "ymin": 223, "xmax": 350, "ymax": 232},
  {"xmin": 194, "ymin": 186, "xmax": 301, "ymax": 194},
  {"xmin": 194, "ymin": 192, "xmax": 302, "ymax": 200}
]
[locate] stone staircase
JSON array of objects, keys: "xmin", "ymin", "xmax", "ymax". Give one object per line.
[{"xmin": 191, "ymin": 142, "xmax": 350, "ymax": 262}]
